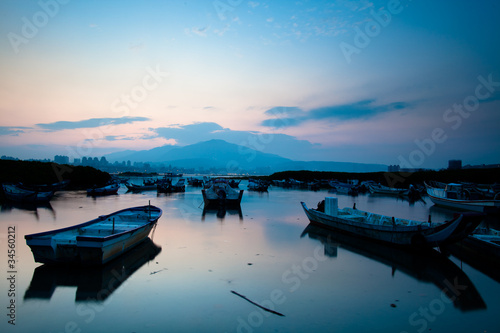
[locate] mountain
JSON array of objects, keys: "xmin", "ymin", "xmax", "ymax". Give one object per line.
[{"xmin": 105, "ymin": 139, "xmax": 387, "ymax": 173}]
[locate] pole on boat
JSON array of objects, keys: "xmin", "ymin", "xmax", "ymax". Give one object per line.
[
  {"xmin": 112, "ymin": 218, "xmax": 115, "ymax": 233},
  {"xmin": 428, "ymin": 214, "xmax": 431, "ymax": 225},
  {"xmin": 149, "ymin": 200, "xmax": 151, "ymax": 219}
]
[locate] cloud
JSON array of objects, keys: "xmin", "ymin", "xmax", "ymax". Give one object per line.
[
  {"xmin": 261, "ymin": 100, "xmax": 410, "ymax": 128},
  {"xmin": 36, "ymin": 117, "xmax": 151, "ymax": 131},
  {"xmin": 0, "ymin": 126, "xmax": 31, "ymax": 136}
]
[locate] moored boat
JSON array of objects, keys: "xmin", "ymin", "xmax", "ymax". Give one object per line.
[
  {"xmin": 425, "ymin": 181, "xmax": 500, "ymax": 213},
  {"xmin": 87, "ymin": 183, "xmax": 120, "ymax": 196},
  {"xmin": 247, "ymin": 179, "xmax": 269, "ymax": 192},
  {"xmin": 301, "ymin": 197, "xmax": 484, "ymax": 248},
  {"xmin": 368, "ymin": 183, "xmax": 406, "ymax": 196},
  {"xmin": 202, "ymin": 178, "xmax": 243, "ymax": 208},
  {"xmin": 25, "ymin": 204, "xmax": 162, "ymax": 265},
  {"xmin": 2, "ymin": 183, "xmax": 54, "ymax": 203},
  {"xmin": 125, "ymin": 181, "xmax": 157, "ymax": 192}
]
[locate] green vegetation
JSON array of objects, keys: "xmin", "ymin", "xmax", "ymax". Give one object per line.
[
  {"xmin": 264, "ymin": 168, "xmax": 500, "ymax": 188},
  {"xmin": 0, "ymin": 160, "xmax": 110, "ymax": 189}
]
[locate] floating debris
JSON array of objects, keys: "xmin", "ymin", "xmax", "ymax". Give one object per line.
[{"xmin": 230, "ymin": 290, "xmax": 285, "ymax": 317}]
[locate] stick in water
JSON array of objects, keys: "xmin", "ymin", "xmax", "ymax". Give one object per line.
[{"xmin": 230, "ymin": 290, "xmax": 285, "ymax": 317}]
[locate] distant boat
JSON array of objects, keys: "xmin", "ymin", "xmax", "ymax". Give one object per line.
[
  {"xmin": 2, "ymin": 183, "xmax": 54, "ymax": 203},
  {"xmin": 172, "ymin": 178, "xmax": 186, "ymax": 192},
  {"xmin": 87, "ymin": 183, "xmax": 120, "ymax": 196},
  {"xmin": 25, "ymin": 204, "xmax": 162, "ymax": 265},
  {"xmin": 187, "ymin": 177, "xmax": 203, "ymax": 187},
  {"xmin": 329, "ymin": 180, "xmax": 358, "ymax": 195},
  {"xmin": 425, "ymin": 181, "xmax": 500, "ymax": 213},
  {"xmin": 125, "ymin": 182, "xmax": 157, "ymax": 192},
  {"xmin": 247, "ymin": 179, "xmax": 269, "ymax": 192},
  {"xmin": 368, "ymin": 184, "xmax": 406, "ymax": 196},
  {"xmin": 202, "ymin": 178, "xmax": 244, "ymax": 208},
  {"xmin": 164, "ymin": 172, "xmax": 183, "ymax": 178},
  {"xmin": 301, "ymin": 198, "xmax": 483, "ymax": 248}
]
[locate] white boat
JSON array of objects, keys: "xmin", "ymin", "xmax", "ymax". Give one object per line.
[
  {"xmin": 25, "ymin": 204, "xmax": 162, "ymax": 265},
  {"xmin": 301, "ymin": 197, "xmax": 483, "ymax": 248},
  {"xmin": 202, "ymin": 178, "xmax": 243, "ymax": 207},
  {"xmin": 425, "ymin": 181, "xmax": 500, "ymax": 213}
]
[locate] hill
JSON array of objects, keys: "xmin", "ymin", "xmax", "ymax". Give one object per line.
[{"xmin": 105, "ymin": 139, "xmax": 387, "ymax": 173}]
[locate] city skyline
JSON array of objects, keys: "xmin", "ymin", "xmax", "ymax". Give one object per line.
[{"xmin": 1, "ymin": 0, "xmax": 499, "ymax": 169}]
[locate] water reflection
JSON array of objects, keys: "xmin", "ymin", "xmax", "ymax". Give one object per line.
[
  {"xmin": 24, "ymin": 238, "xmax": 161, "ymax": 302},
  {"xmin": 301, "ymin": 224, "xmax": 486, "ymax": 312},
  {"xmin": 201, "ymin": 206, "xmax": 243, "ymax": 221},
  {"xmin": 0, "ymin": 201, "xmax": 55, "ymax": 220}
]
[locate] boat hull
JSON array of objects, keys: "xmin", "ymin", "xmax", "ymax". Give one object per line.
[
  {"xmin": 301, "ymin": 202, "xmax": 482, "ymax": 248},
  {"xmin": 427, "ymin": 193, "xmax": 499, "ymax": 213},
  {"xmin": 2, "ymin": 184, "xmax": 54, "ymax": 203},
  {"xmin": 25, "ymin": 205, "xmax": 162, "ymax": 265}
]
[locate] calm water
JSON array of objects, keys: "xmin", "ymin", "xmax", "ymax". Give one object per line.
[{"xmin": 1, "ymin": 180, "xmax": 499, "ymax": 333}]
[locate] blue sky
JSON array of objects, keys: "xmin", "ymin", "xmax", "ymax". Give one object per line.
[{"xmin": 0, "ymin": 0, "xmax": 499, "ymax": 168}]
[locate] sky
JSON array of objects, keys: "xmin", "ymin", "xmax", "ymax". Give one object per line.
[{"xmin": 0, "ymin": 0, "xmax": 499, "ymax": 169}]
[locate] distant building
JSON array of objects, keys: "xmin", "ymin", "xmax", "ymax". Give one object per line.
[
  {"xmin": 388, "ymin": 165, "xmax": 400, "ymax": 172},
  {"xmin": 448, "ymin": 160, "xmax": 462, "ymax": 170},
  {"xmin": 54, "ymin": 155, "xmax": 70, "ymax": 164},
  {"xmin": 73, "ymin": 158, "xmax": 81, "ymax": 165}
]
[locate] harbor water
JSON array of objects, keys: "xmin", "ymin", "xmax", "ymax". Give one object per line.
[{"xmin": 1, "ymin": 180, "xmax": 499, "ymax": 333}]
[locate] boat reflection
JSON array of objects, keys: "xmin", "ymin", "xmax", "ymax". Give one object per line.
[
  {"xmin": 301, "ymin": 224, "xmax": 486, "ymax": 312},
  {"xmin": 0, "ymin": 201, "xmax": 55, "ymax": 220},
  {"xmin": 24, "ymin": 238, "xmax": 161, "ymax": 302},
  {"xmin": 202, "ymin": 206, "xmax": 243, "ymax": 221}
]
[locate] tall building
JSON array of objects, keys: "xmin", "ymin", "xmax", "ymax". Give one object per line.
[
  {"xmin": 448, "ymin": 160, "xmax": 462, "ymax": 170},
  {"xmin": 54, "ymin": 155, "xmax": 70, "ymax": 164}
]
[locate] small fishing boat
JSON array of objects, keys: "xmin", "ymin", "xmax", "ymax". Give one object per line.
[
  {"xmin": 25, "ymin": 204, "xmax": 162, "ymax": 265},
  {"xmin": 425, "ymin": 181, "xmax": 500, "ymax": 213},
  {"xmin": 187, "ymin": 177, "xmax": 203, "ymax": 187},
  {"xmin": 301, "ymin": 197, "xmax": 483, "ymax": 248},
  {"xmin": 2, "ymin": 183, "xmax": 54, "ymax": 203},
  {"xmin": 202, "ymin": 178, "xmax": 244, "ymax": 208},
  {"xmin": 171, "ymin": 178, "xmax": 186, "ymax": 192},
  {"xmin": 368, "ymin": 184, "xmax": 406, "ymax": 196},
  {"xmin": 125, "ymin": 181, "xmax": 157, "ymax": 192},
  {"xmin": 247, "ymin": 179, "xmax": 269, "ymax": 192},
  {"xmin": 329, "ymin": 180, "xmax": 358, "ymax": 195},
  {"xmin": 460, "ymin": 227, "xmax": 500, "ymax": 262},
  {"xmin": 86, "ymin": 183, "xmax": 120, "ymax": 196}
]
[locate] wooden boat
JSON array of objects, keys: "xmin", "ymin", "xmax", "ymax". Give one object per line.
[
  {"xmin": 86, "ymin": 183, "xmax": 119, "ymax": 196},
  {"xmin": 171, "ymin": 178, "xmax": 186, "ymax": 192},
  {"xmin": 425, "ymin": 181, "xmax": 500, "ymax": 213},
  {"xmin": 187, "ymin": 177, "xmax": 203, "ymax": 187},
  {"xmin": 2, "ymin": 183, "xmax": 54, "ymax": 203},
  {"xmin": 202, "ymin": 178, "xmax": 243, "ymax": 208},
  {"xmin": 368, "ymin": 184, "xmax": 406, "ymax": 196},
  {"xmin": 25, "ymin": 204, "xmax": 162, "ymax": 265},
  {"xmin": 329, "ymin": 181, "xmax": 358, "ymax": 195},
  {"xmin": 301, "ymin": 198, "xmax": 483, "ymax": 247},
  {"xmin": 459, "ymin": 227, "xmax": 500, "ymax": 262},
  {"xmin": 247, "ymin": 179, "xmax": 269, "ymax": 192},
  {"xmin": 125, "ymin": 182, "xmax": 157, "ymax": 192}
]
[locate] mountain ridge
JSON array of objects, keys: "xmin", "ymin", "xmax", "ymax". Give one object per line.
[{"xmin": 105, "ymin": 139, "xmax": 387, "ymax": 173}]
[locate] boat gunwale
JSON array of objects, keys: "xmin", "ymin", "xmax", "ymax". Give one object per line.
[{"xmin": 25, "ymin": 205, "xmax": 162, "ymax": 241}]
